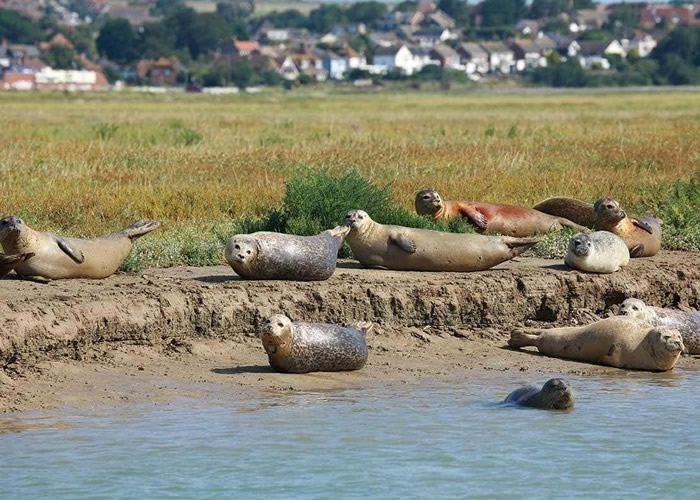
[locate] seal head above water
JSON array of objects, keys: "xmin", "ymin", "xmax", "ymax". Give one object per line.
[{"xmin": 504, "ymin": 378, "xmax": 574, "ymax": 411}]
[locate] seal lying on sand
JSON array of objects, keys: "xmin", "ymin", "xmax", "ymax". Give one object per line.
[
  {"xmin": 592, "ymin": 197, "xmax": 661, "ymax": 257},
  {"xmin": 260, "ymin": 314, "xmax": 371, "ymax": 373},
  {"xmin": 618, "ymin": 298, "xmax": 700, "ymax": 355},
  {"xmin": 504, "ymin": 378, "xmax": 574, "ymax": 411},
  {"xmin": 564, "ymin": 231, "xmax": 629, "ymax": 273},
  {"xmin": 344, "ymin": 210, "xmax": 540, "ymax": 272},
  {"xmin": 415, "ymin": 189, "xmax": 586, "ymax": 237},
  {"xmin": 225, "ymin": 226, "xmax": 349, "ymax": 281},
  {"xmin": 509, "ymin": 317, "xmax": 683, "ymax": 371},
  {"xmin": 533, "ymin": 197, "xmax": 596, "ymax": 228},
  {"xmin": 0, "ymin": 252, "xmax": 34, "ymax": 278},
  {"xmin": 0, "ymin": 216, "xmax": 160, "ymax": 281}
]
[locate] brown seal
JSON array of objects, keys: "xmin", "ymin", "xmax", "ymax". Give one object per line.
[
  {"xmin": 509, "ymin": 317, "xmax": 683, "ymax": 371},
  {"xmin": 532, "ymin": 196, "xmax": 596, "ymax": 228},
  {"xmin": 504, "ymin": 378, "xmax": 574, "ymax": 411},
  {"xmin": 618, "ymin": 298, "xmax": 700, "ymax": 355},
  {"xmin": 0, "ymin": 216, "xmax": 161, "ymax": 281},
  {"xmin": 225, "ymin": 226, "xmax": 348, "ymax": 281},
  {"xmin": 415, "ymin": 189, "xmax": 587, "ymax": 237},
  {"xmin": 0, "ymin": 252, "xmax": 34, "ymax": 278},
  {"xmin": 592, "ymin": 197, "xmax": 661, "ymax": 257},
  {"xmin": 344, "ymin": 209, "xmax": 540, "ymax": 272},
  {"xmin": 260, "ymin": 314, "xmax": 371, "ymax": 373}
]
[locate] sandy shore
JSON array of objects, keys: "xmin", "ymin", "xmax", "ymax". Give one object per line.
[{"xmin": 1, "ymin": 253, "xmax": 699, "ymax": 413}]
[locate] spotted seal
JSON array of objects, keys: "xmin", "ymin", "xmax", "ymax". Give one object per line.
[
  {"xmin": 618, "ymin": 298, "xmax": 700, "ymax": 355},
  {"xmin": 0, "ymin": 252, "xmax": 34, "ymax": 278},
  {"xmin": 592, "ymin": 197, "xmax": 662, "ymax": 257},
  {"xmin": 509, "ymin": 317, "xmax": 683, "ymax": 371},
  {"xmin": 415, "ymin": 189, "xmax": 587, "ymax": 237},
  {"xmin": 344, "ymin": 209, "xmax": 540, "ymax": 272},
  {"xmin": 504, "ymin": 378, "xmax": 574, "ymax": 411},
  {"xmin": 564, "ymin": 231, "xmax": 630, "ymax": 273},
  {"xmin": 260, "ymin": 314, "xmax": 371, "ymax": 373},
  {"xmin": 0, "ymin": 216, "xmax": 161, "ymax": 281},
  {"xmin": 225, "ymin": 226, "xmax": 349, "ymax": 281}
]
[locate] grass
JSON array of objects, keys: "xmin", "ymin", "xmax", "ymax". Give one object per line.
[{"xmin": 0, "ymin": 89, "xmax": 698, "ymax": 270}]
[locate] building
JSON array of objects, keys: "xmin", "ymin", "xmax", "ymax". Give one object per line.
[
  {"xmin": 479, "ymin": 41, "xmax": 515, "ymax": 73},
  {"xmin": 373, "ymin": 44, "xmax": 418, "ymax": 75},
  {"xmin": 456, "ymin": 42, "xmax": 489, "ymax": 74}
]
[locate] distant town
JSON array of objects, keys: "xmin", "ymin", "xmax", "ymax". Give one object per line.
[{"xmin": 0, "ymin": 0, "xmax": 698, "ymax": 91}]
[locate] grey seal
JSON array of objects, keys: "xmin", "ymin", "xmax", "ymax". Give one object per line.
[
  {"xmin": 565, "ymin": 231, "xmax": 629, "ymax": 273},
  {"xmin": 504, "ymin": 378, "xmax": 574, "ymax": 411}
]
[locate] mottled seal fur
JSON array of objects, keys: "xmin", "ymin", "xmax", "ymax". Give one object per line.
[
  {"xmin": 532, "ymin": 196, "xmax": 596, "ymax": 228},
  {"xmin": 225, "ymin": 226, "xmax": 349, "ymax": 281},
  {"xmin": 416, "ymin": 189, "xmax": 586, "ymax": 237},
  {"xmin": 0, "ymin": 216, "xmax": 161, "ymax": 281},
  {"xmin": 0, "ymin": 252, "xmax": 34, "ymax": 278},
  {"xmin": 344, "ymin": 209, "xmax": 540, "ymax": 272},
  {"xmin": 260, "ymin": 314, "xmax": 371, "ymax": 373},
  {"xmin": 592, "ymin": 197, "xmax": 662, "ymax": 257},
  {"xmin": 564, "ymin": 231, "xmax": 630, "ymax": 273},
  {"xmin": 509, "ymin": 317, "xmax": 683, "ymax": 371},
  {"xmin": 504, "ymin": 378, "xmax": 574, "ymax": 411},
  {"xmin": 618, "ymin": 298, "xmax": 700, "ymax": 355}
]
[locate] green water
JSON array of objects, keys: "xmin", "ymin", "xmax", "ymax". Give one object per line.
[{"xmin": 2, "ymin": 370, "xmax": 699, "ymax": 499}]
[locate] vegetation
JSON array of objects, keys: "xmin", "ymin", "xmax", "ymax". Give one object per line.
[{"xmin": 0, "ymin": 90, "xmax": 697, "ymax": 270}]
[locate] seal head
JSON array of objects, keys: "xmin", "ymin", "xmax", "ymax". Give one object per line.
[
  {"xmin": 569, "ymin": 233, "xmax": 593, "ymax": 257},
  {"xmin": 415, "ymin": 189, "xmax": 443, "ymax": 217},
  {"xmin": 593, "ymin": 197, "xmax": 626, "ymax": 223},
  {"xmin": 344, "ymin": 209, "xmax": 372, "ymax": 232},
  {"xmin": 261, "ymin": 314, "xmax": 293, "ymax": 355},
  {"xmin": 0, "ymin": 216, "xmax": 26, "ymax": 244},
  {"xmin": 619, "ymin": 298, "xmax": 653, "ymax": 321},
  {"xmin": 538, "ymin": 378, "xmax": 574, "ymax": 410},
  {"xmin": 226, "ymin": 236, "xmax": 259, "ymax": 269}
]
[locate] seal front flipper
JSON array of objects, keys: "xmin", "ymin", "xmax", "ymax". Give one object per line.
[
  {"xmin": 632, "ymin": 218, "xmax": 654, "ymax": 235},
  {"xmin": 630, "ymin": 244, "xmax": 645, "ymax": 258},
  {"xmin": 0, "ymin": 252, "xmax": 35, "ymax": 278},
  {"xmin": 599, "ymin": 343, "xmax": 622, "ymax": 367},
  {"xmin": 389, "ymin": 233, "xmax": 417, "ymax": 253},
  {"xmin": 349, "ymin": 321, "xmax": 374, "ymax": 336},
  {"xmin": 459, "ymin": 206, "xmax": 488, "ymax": 231},
  {"xmin": 556, "ymin": 217, "xmax": 589, "ymax": 232},
  {"xmin": 55, "ymin": 237, "xmax": 84, "ymax": 264}
]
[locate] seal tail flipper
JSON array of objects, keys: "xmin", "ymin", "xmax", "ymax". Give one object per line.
[
  {"xmin": 508, "ymin": 328, "xmax": 541, "ymax": 348},
  {"xmin": 556, "ymin": 217, "xmax": 589, "ymax": 232},
  {"xmin": 121, "ymin": 219, "xmax": 162, "ymax": 240},
  {"xmin": 501, "ymin": 237, "xmax": 541, "ymax": 256},
  {"xmin": 0, "ymin": 252, "xmax": 35, "ymax": 278},
  {"xmin": 351, "ymin": 321, "xmax": 374, "ymax": 337}
]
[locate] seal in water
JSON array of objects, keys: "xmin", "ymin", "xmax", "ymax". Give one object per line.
[
  {"xmin": 260, "ymin": 314, "xmax": 371, "ymax": 373},
  {"xmin": 532, "ymin": 196, "xmax": 596, "ymax": 228},
  {"xmin": 344, "ymin": 209, "xmax": 540, "ymax": 272},
  {"xmin": 509, "ymin": 317, "xmax": 683, "ymax": 371},
  {"xmin": 504, "ymin": 378, "xmax": 574, "ymax": 411},
  {"xmin": 415, "ymin": 189, "xmax": 587, "ymax": 237},
  {"xmin": 592, "ymin": 197, "xmax": 661, "ymax": 258},
  {"xmin": 225, "ymin": 226, "xmax": 349, "ymax": 281},
  {"xmin": 564, "ymin": 231, "xmax": 630, "ymax": 273},
  {"xmin": 0, "ymin": 216, "xmax": 161, "ymax": 281},
  {"xmin": 0, "ymin": 252, "xmax": 34, "ymax": 278},
  {"xmin": 618, "ymin": 298, "xmax": 700, "ymax": 355}
]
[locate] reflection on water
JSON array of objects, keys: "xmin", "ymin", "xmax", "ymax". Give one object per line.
[{"xmin": 2, "ymin": 369, "xmax": 700, "ymax": 498}]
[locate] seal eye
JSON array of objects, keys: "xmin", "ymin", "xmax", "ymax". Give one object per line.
[
  {"xmin": 277, "ymin": 322, "xmax": 283, "ymax": 327},
  {"xmin": 358, "ymin": 215, "xmax": 364, "ymax": 220},
  {"xmin": 246, "ymin": 250, "xmax": 251, "ymax": 254},
  {"xmin": 606, "ymin": 204, "xmax": 613, "ymax": 209},
  {"xmin": 234, "ymin": 244, "xmax": 240, "ymax": 250},
  {"xmin": 632, "ymin": 306, "xmax": 638, "ymax": 311}
]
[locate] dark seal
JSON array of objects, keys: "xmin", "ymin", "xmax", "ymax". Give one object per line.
[
  {"xmin": 225, "ymin": 226, "xmax": 349, "ymax": 281},
  {"xmin": 504, "ymin": 378, "xmax": 574, "ymax": 411},
  {"xmin": 260, "ymin": 314, "xmax": 371, "ymax": 373}
]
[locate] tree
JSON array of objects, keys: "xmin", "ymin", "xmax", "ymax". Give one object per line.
[
  {"xmin": 41, "ymin": 44, "xmax": 80, "ymax": 69},
  {"xmin": 152, "ymin": 0, "xmax": 186, "ymax": 17},
  {"xmin": 138, "ymin": 21, "xmax": 176, "ymax": 59},
  {"xmin": 573, "ymin": 0, "xmax": 594, "ymax": 9},
  {"xmin": 261, "ymin": 9, "xmax": 309, "ymax": 29},
  {"xmin": 308, "ymin": 5, "xmax": 345, "ymax": 33},
  {"xmin": 651, "ymin": 26, "xmax": 700, "ymax": 85},
  {"xmin": 97, "ymin": 18, "xmax": 138, "ymax": 64},
  {"xmin": 606, "ymin": 5, "xmax": 639, "ymax": 35},
  {"xmin": 437, "ymin": 0, "xmax": 470, "ymax": 28},
  {"xmin": 64, "ymin": 25, "xmax": 96, "ymax": 56},
  {"xmin": 394, "ymin": 1, "xmax": 418, "ymax": 12},
  {"xmin": 0, "ymin": 8, "xmax": 43, "ymax": 43},
  {"xmin": 230, "ymin": 58, "xmax": 254, "ymax": 88},
  {"xmin": 216, "ymin": 0, "xmax": 255, "ymax": 22},
  {"xmin": 480, "ymin": 0, "xmax": 527, "ymax": 27},
  {"xmin": 528, "ymin": 0, "xmax": 569, "ymax": 19},
  {"xmin": 187, "ymin": 12, "xmax": 232, "ymax": 59},
  {"xmin": 346, "ymin": 2, "xmax": 387, "ymax": 26}
]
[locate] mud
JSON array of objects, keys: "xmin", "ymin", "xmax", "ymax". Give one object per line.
[{"xmin": 1, "ymin": 253, "xmax": 698, "ymax": 413}]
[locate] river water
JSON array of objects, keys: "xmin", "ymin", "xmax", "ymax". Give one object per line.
[{"xmin": 2, "ymin": 369, "xmax": 699, "ymax": 499}]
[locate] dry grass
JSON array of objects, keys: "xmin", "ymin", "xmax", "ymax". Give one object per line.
[{"xmin": 0, "ymin": 89, "xmax": 698, "ymax": 267}]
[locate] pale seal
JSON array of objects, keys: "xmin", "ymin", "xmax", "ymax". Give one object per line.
[
  {"xmin": 618, "ymin": 298, "xmax": 700, "ymax": 355},
  {"xmin": 0, "ymin": 252, "xmax": 34, "ymax": 278},
  {"xmin": 592, "ymin": 197, "xmax": 662, "ymax": 257},
  {"xmin": 564, "ymin": 231, "xmax": 630, "ymax": 273},
  {"xmin": 0, "ymin": 216, "xmax": 161, "ymax": 281},
  {"xmin": 225, "ymin": 226, "xmax": 349, "ymax": 281},
  {"xmin": 509, "ymin": 317, "xmax": 683, "ymax": 371},
  {"xmin": 260, "ymin": 314, "xmax": 371, "ymax": 373},
  {"xmin": 504, "ymin": 378, "xmax": 574, "ymax": 411},
  {"xmin": 344, "ymin": 209, "xmax": 540, "ymax": 272},
  {"xmin": 416, "ymin": 189, "xmax": 587, "ymax": 237}
]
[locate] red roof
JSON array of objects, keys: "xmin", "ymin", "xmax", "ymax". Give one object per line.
[{"xmin": 233, "ymin": 40, "xmax": 259, "ymax": 52}]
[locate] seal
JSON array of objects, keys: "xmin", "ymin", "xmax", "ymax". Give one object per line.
[
  {"xmin": 415, "ymin": 189, "xmax": 587, "ymax": 237},
  {"xmin": 0, "ymin": 252, "xmax": 34, "ymax": 278},
  {"xmin": 532, "ymin": 196, "xmax": 596, "ymax": 228},
  {"xmin": 344, "ymin": 209, "xmax": 540, "ymax": 272},
  {"xmin": 592, "ymin": 197, "xmax": 662, "ymax": 257},
  {"xmin": 618, "ymin": 298, "xmax": 700, "ymax": 355},
  {"xmin": 0, "ymin": 216, "xmax": 161, "ymax": 281},
  {"xmin": 564, "ymin": 231, "xmax": 629, "ymax": 273},
  {"xmin": 260, "ymin": 314, "xmax": 371, "ymax": 373},
  {"xmin": 508, "ymin": 317, "xmax": 683, "ymax": 371},
  {"xmin": 225, "ymin": 226, "xmax": 349, "ymax": 281},
  {"xmin": 504, "ymin": 378, "xmax": 574, "ymax": 411}
]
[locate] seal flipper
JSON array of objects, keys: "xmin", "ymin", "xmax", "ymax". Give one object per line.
[
  {"xmin": 632, "ymin": 218, "xmax": 654, "ymax": 235},
  {"xmin": 459, "ymin": 206, "xmax": 488, "ymax": 231},
  {"xmin": 389, "ymin": 234, "xmax": 417, "ymax": 253},
  {"xmin": 55, "ymin": 237, "xmax": 85, "ymax": 264},
  {"xmin": 121, "ymin": 219, "xmax": 162, "ymax": 240},
  {"xmin": 599, "ymin": 343, "xmax": 621, "ymax": 367},
  {"xmin": 501, "ymin": 237, "xmax": 541, "ymax": 256},
  {"xmin": 630, "ymin": 244, "xmax": 645, "ymax": 258},
  {"xmin": 0, "ymin": 252, "xmax": 35, "ymax": 278},
  {"xmin": 508, "ymin": 328, "xmax": 542, "ymax": 348},
  {"xmin": 350, "ymin": 321, "xmax": 373, "ymax": 337},
  {"xmin": 556, "ymin": 217, "xmax": 589, "ymax": 232}
]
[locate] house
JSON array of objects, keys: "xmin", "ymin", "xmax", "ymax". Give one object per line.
[
  {"xmin": 135, "ymin": 58, "xmax": 181, "ymax": 86},
  {"xmin": 574, "ymin": 8, "xmax": 610, "ymax": 31},
  {"xmin": 411, "ymin": 28, "xmax": 457, "ymax": 47},
  {"xmin": 577, "ymin": 41, "xmax": 617, "ymax": 69},
  {"xmin": 291, "ymin": 51, "xmax": 325, "ymax": 80},
  {"xmin": 373, "ymin": 44, "xmax": 418, "ymax": 75},
  {"xmin": 39, "ymin": 33, "xmax": 75, "ymax": 52},
  {"xmin": 621, "ymin": 31, "xmax": 657, "ymax": 57},
  {"xmin": 510, "ymin": 39, "xmax": 547, "ymax": 71},
  {"xmin": 456, "ymin": 42, "xmax": 489, "ymax": 74},
  {"xmin": 423, "ymin": 10, "xmax": 456, "ymax": 30},
  {"xmin": 319, "ymin": 50, "xmax": 348, "ymax": 80},
  {"xmin": 640, "ymin": 4, "xmax": 699, "ymax": 29},
  {"xmin": 34, "ymin": 67, "xmax": 109, "ymax": 91},
  {"xmin": 514, "ymin": 19, "xmax": 541, "ymax": 36},
  {"xmin": 275, "ymin": 56, "xmax": 300, "ymax": 81},
  {"xmin": 0, "ymin": 43, "xmax": 40, "ymax": 67},
  {"xmin": 479, "ymin": 41, "xmax": 515, "ymax": 73},
  {"xmin": 370, "ymin": 31, "xmax": 404, "ymax": 48},
  {"xmin": 336, "ymin": 46, "xmax": 365, "ymax": 69},
  {"xmin": 1, "ymin": 70, "xmax": 35, "ymax": 90},
  {"xmin": 430, "ymin": 44, "xmax": 461, "ymax": 69},
  {"xmin": 104, "ymin": 4, "xmax": 159, "ymax": 25},
  {"xmin": 411, "ymin": 47, "xmax": 440, "ymax": 71},
  {"xmin": 222, "ymin": 40, "xmax": 261, "ymax": 57}
]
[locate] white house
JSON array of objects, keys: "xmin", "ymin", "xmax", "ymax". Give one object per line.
[
  {"xmin": 373, "ymin": 44, "xmax": 418, "ymax": 75},
  {"xmin": 479, "ymin": 41, "xmax": 515, "ymax": 73},
  {"xmin": 621, "ymin": 31, "xmax": 657, "ymax": 57},
  {"xmin": 319, "ymin": 50, "xmax": 348, "ymax": 80},
  {"xmin": 456, "ymin": 42, "xmax": 489, "ymax": 74}
]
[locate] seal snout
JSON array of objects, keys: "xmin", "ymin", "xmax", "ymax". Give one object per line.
[
  {"xmin": 344, "ymin": 210, "xmax": 369, "ymax": 230},
  {"xmin": 0, "ymin": 215, "xmax": 24, "ymax": 234}
]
